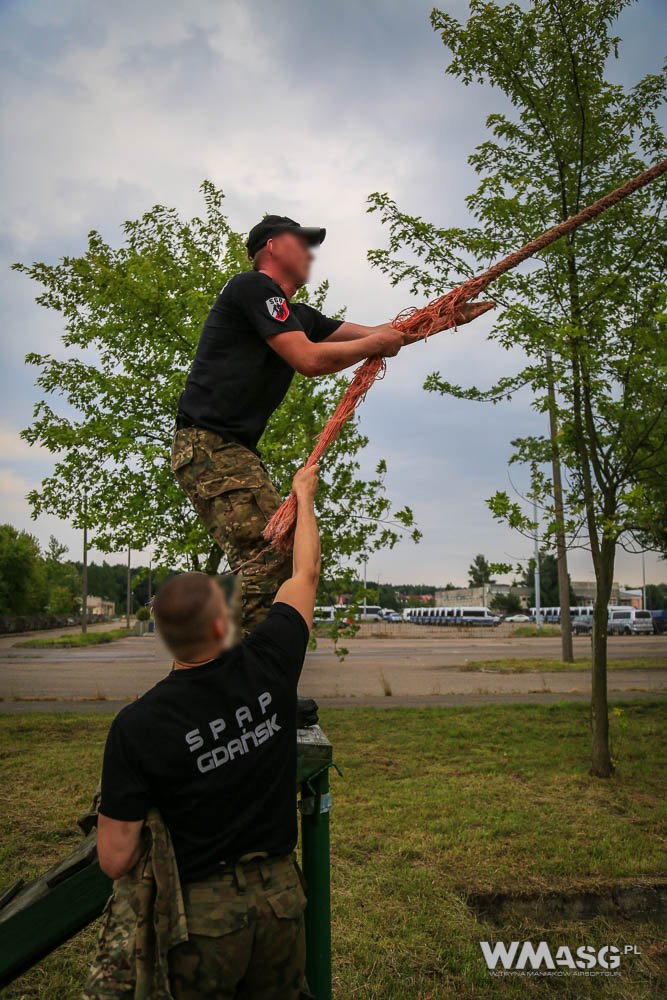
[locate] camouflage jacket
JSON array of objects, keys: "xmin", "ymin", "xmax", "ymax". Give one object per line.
[{"xmin": 82, "ymin": 808, "xmax": 188, "ymax": 1000}]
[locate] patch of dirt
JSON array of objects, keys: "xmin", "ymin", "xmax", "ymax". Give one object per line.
[{"xmin": 467, "ymin": 882, "xmax": 667, "ymax": 924}]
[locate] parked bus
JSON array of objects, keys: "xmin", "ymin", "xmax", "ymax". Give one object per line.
[
  {"xmin": 529, "ymin": 605, "xmax": 594, "ymax": 625},
  {"xmin": 406, "ymin": 606, "xmax": 500, "ymax": 627}
]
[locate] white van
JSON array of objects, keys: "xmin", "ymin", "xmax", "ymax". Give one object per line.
[
  {"xmin": 607, "ymin": 608, "xmax": 654, "ymax": 636},
  {"xmin": 314, "ymin": 605, "xmax": 337, "ymax": 623},
  {"xmin": 357, "ymin": 605, "xmax": 383, "ymax": 623},
  {"xmin": 409, "ymin": 606, "xmax": 499, "ymax": 627},
  {"xmin": 455, "ymin": 607, "xmax": 500, "ymax": 627}
]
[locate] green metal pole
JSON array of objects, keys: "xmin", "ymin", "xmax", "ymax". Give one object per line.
[{"xmin": 301, "ymin": 767, "xmax": 331, "ymax": 1000}]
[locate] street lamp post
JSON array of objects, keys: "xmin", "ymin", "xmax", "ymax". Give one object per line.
[
  {"xmin": 81, "ymin": 494, "xmax": 88, "ymax": 636},
  {"xmin": 642, "ymin": 551, "xmax": 646, "ymax": 610},
  {"xmin": 533, "ymin": 499, "xmax": 541, "ymax": 628},
  {"xmin": 362, "ymin": 558, "xmax": 367, "ymax": 619},
  {"xmin": 126, "ymin": 547, "xmax": 132, "ymax": 629}
]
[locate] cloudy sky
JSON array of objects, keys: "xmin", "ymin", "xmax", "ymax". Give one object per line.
[{"xmin": 1, "ymin": 0, "xmax": 665, "ymax": 588}]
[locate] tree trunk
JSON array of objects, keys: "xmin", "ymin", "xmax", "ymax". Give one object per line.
[
  {"xmin": 546, "ymin": 353, "xmax": 573, "ymax": 661},
  {"xmin": 81, "ymin": 517, "xmax": 88, "ymax": 636},
  {"xmin": 126, "ymin": 547, "xmax": 132, "ymax": 629},
  {"xmin": 590, "ymin": 538, "xmax": 615, "ymax": 777}
]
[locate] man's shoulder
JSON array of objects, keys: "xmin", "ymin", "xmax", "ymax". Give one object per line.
[
  {"xmin": 245, "ymin": 602, "xmax": 309, "ymax": 655},
  {"xmin": 225, "ymin": 270, "xmax": 280, "ymax": 296},
  {"xmin": 110, "ymin": 678, "xmax": 169, "ymax": 733}
]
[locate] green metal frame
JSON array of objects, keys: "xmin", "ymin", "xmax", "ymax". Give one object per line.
[
  {"xmin": 0, "ymin": 725, "xmax": 334, "ymax": 997},
  {"xmin": 298, "ymin": 729, "xmax": 337, "ymax": 1000}
]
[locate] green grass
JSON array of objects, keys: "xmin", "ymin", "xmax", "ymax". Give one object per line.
[
  {"xmin": 1, "ymin": 704, "xmax": 666, "ymax": 998},
  {"xmin": 511, "ymin": 624, "xmax": 562, "ymax": 637},
  {"xmin": 463, "ymin": 656, "xmax": 667, "ymax": 673},
  {"xmin": 13, "ymin": 627, "xmax": 131, "ymax": 649}
]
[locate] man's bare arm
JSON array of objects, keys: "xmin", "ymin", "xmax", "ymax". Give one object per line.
[
  {"xmin": 268, "ymin": 325, "xmax": 401, "ymax": 377},
  {"xmin": 274, "ymin": 466, "xmax": 321, "ymax": 630},
  {"xmin": 267, "ymin": 302, "xmax": 495, "ymax": 377},
  {"xmin": 97, "ymin": 814, "xmax": 144, "ymax": 880},
  {"xmin": 324, "ymin": 321, "xmax": 382, "ymax": 342},
  {"xmin": 324, "ymin": 304, "xmax": 495, "ymax": 345}
]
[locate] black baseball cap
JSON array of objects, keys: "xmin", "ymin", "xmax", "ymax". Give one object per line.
[{"xmin": 246, "ymin": 215, "xmax": 326, "ymax": 258}]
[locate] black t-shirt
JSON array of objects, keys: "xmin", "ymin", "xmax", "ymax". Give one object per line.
[
  {"xmin": 177, "ymin": 271, "xmax": 342, "ymax": 452},
  {"xmin": 99, "ymin": 603, "xmax": 309, "ymax": 884}
]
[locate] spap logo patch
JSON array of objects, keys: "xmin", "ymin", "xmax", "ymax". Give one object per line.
[{"xmin": 266, "ymin": 296, "xmax": 289, "ymax": 322}]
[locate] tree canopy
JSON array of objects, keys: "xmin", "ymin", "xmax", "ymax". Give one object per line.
[
  {"xmin": 468, "ymin": 553, "xmax": 495, "ymax": 587},
  {"xmin": 368, "ymin": 0, "xmax": 666, "ymax": 776},
  {"xmin": 16, "ymin": 182, "xmax": 419, "ymax": 580},
  {"xmin": 520, "ymin": 551, "xmax": 577, "ymax": 607},
  {"xmin": 0, "ymin": 526, "xmax": 80, "ymax": 617}
]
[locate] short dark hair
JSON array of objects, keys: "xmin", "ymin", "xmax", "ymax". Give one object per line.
[{"xmin": 152, "ymin": 572, "xmax": 223, "ymax": 660}]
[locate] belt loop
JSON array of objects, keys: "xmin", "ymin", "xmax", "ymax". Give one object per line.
[{"xmin": 234, "ymin": 862, "xmax": 247, "ymax": 893}]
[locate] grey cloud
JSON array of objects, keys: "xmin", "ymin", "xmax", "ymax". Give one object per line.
[{"xmin": 1, "ymin": 0, "xmax": 664, "ymax": 586}]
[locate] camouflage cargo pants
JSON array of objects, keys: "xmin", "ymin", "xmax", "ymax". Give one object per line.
[
  {"xmin": 169, "ymin": 854, "xmax": 308, "ymax": 1000},
  {"xmin": 172, "ymin": 428, "xmax": 291, "ymax": 635}
]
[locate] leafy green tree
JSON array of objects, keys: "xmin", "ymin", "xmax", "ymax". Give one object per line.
[
  {"xmin": 377, "ymin": 584, "xmax": 399, "ymax": 610},
  {"xmin": 16, "ymin": 183, "xmax": 418, "ymax": 583},
  {"xmin": 490, "ymin": 591, "xmax": 523, "ymax": 616},
  {"xmin": 0, "ymin": 524, "xmax": 47, "ymax": 615},
  {"xmin": 645, "ymin": 583, "xmax": 667, "ymax": 610},
  {"xmin": 368, "ymin": 0, "xmax": 666, "ymax": 777},
  {"xmin": 468, "ymin": 553, "xmax": 495, "ymax": 588},
  {"xmin": 43, "ymin": 536, "xmax": 81, "ymax": 615},
  {"xmin": 634, "ymin": 474, "xmax": 667, "ymax": 558},
  {"xmin": 520, "ymin": 552, "xmax": 576, "ymax": 607},
  {"xmin": 84, "ymin": 561, "xmax": 123, "ymax": 607}
]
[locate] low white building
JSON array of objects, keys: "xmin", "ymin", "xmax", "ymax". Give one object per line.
[{"xmin": 87, "ymin": 595, "xmax": 115, "ymax": 618}]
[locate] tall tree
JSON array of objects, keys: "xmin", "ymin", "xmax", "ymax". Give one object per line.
[
  {"xmin": 468, "ymin": 553, "xmax": 495, "ymax": 587},
  {"xmin": 0, "ymin": 525, "xmax": 47, "ymax": 616},
  {"xmin": 645, "ymin": 583, "xmax": 667, "ymax": 610},
  {"xmin": 490, "ymin": 591, "xmax": 523, "ymax": 616},
  {"xmin": 43, "ymin": 536, "xmax": 80, "ymax": 615},
  {"xmin": 16, "ymin": 183, "xmax": 418, "ymax": 584},
  {"xmin": 368, "ymin": 0, "xmax": 666, "ymax": 776},
  {"xmin": 521, "ymin": 552, "xmax": 576, "ymax": 607}
]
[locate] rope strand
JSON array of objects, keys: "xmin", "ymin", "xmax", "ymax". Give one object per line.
[{"xmin": 263, "ymin": 159, "xmax": 667, "ymax": 552}]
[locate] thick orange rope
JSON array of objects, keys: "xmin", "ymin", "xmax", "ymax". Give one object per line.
[{"xmin": 264, "ymin": 159, "xmax": 667, "ymax": 552}]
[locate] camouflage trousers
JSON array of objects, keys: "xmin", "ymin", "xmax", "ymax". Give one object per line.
[
  {"xmin": 172, "ymin": 428, "xmax": 291, "ymax": 635},
  {"xmin": 169, "ymin": 853, "xmax": 308, "ymax": 1000}
]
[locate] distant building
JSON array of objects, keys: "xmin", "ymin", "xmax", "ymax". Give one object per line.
[
  {"xmin": 618, "ymin": 588, "xmax": 643, "ymax": 609},
  {"xmin": 396, "ymin": 592, "xmax": 434, "ymax": 606},
  {"xmin": 434, "ymin": 584, "xmax": 530, "ymax": 609},
  {"xmin": 571, "ymin": 581, "xmax": 620, "ymax": 606},
  {"xmin": 88, "ymin": 595, "xmax": 115, "ymax": 618}
]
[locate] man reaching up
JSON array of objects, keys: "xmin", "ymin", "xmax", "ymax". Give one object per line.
[{"xmin": 97, "ymin": 464, "xmax": 321, "ymax": 999}]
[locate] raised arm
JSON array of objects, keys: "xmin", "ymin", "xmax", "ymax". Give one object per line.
[{"xmin": 274, "ymin": 465, "xmax": 321, "ymax": 629}]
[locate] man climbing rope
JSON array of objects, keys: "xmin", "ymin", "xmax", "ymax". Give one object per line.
[
  {"xmin": 173, "ymin": 214, "xmax": 487, "ymax": 633},
  {"xmin": 94, "ymin": 464, "xmax": 321, "ymax": 999}
]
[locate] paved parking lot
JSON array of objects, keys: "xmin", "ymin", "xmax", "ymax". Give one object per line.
[{"xmin": 0, "ymin": 628, "xmax": 664, "ymax": 711}]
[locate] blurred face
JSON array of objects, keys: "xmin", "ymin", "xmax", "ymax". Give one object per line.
[{"xmin": 268, "ymin": 231, "xmax": 313, "ymax": 286}]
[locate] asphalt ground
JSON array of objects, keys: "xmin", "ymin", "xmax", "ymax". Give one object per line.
[{"xmin": 0, "ymin": 627, "xmax": 664, "ymax": 711}]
